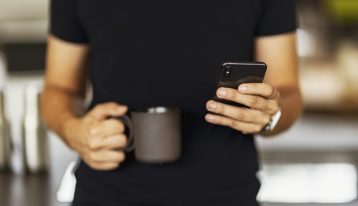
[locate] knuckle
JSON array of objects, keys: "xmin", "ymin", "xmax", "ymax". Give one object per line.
[
  {"xmin": 92, "ymin": 164, "xmax": 101, "ymax": 170},
  {"xmin": 253, "ymin": 125, "xmax": 262, "ymax": 132},
  {"xmin": 230, "ymin": 120, "xmax": 238, "ymax": 129},
  {"xmin": 214, "ymin": 102, "xmax": 222, "ymax": 113},
  {"xmin": 89, "ymin": 127, "xmax": 99, "ymax": 136},
  {"xmin": 106, "ymin": 102, "xmax": 119, "ymax": 110},
  {"xmin": 109, "ymin": 163, "xmax": 120, "ymax": 170},
  {"xmin": 242, "ymin": 130, "xmax": 250, "ymax": 135},
  {"xmin": 88, "ymin": 140, "xmax": 95, "ymax": 150},
  {"xmin": 250, "ymin": 84, "xmax": 257, "ymax": 91},
  {"xmin": 263, "ymin": 115, "xmax": 271, "ymax": 124},
  {"xmin": 106, "ymin": 164, "xmax": 116, "ymax": 170},
  {"xmin": 267, "ymin": 86, "xmax": 275, "ymax": 97},
  {"xmin": 106, "ymin": 119, "xmax": 116, "ymax": 124},
  {"xmin": 96, "ymin": 102, "xmax": 114, "ymax": 112},
  {"xmin": 88, "ymin": 152, "xmax": 97, "ymax": 162},
  {"xmin": 248, "ymin": 97, "xmax": 259, "ymax": 107},
  {"xmin": 88, "ymin": 138, "xmax": 99, "ymax": 150},
  {"xmin": 116, "ymin": 121, "xmax": 125, "ymax": 132},
  {"xmin": 228, "ymin": 89, "xmax": 237, "ymax": 99},
  {"xmin": 211, "ymin": 102, "xmax": 224, "ymax": 113},
  {"xmin": 244, "ymin": 83, "xmax": 253, "ymax": 90},
  {"xmin": 118, "ymin": 152, "xmax": 126, "ymax": 162},
  {"xmin": 268, "ymin": 102, "xmax": 279, "ymax": 114},
  {"xmin": 262, "ymin": 101, "xmax": 270, "ymax": 112},
  {"xmin": 105, "ymin": 101, "xmax": 117, "ymax": 107},
  {"xmin": 119, "ymin": 135, "xmax": 128, "ymax": 146},
  {"xmin": 96, "ymin": 104, "xmax": 106, "ymax": 111},
  {"xmin": 108, "ymin": 119, "xmax": 122, "ymax": 131},
  {"xmin": 235, "ymin": 112, "xmax": 245, "ymax": 121},
  {"xmin": 87, "ymin": 162, "xmax": 96, "ymax": 169}
]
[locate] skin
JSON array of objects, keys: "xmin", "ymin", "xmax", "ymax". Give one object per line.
[
  {"xmin": 42, "ymin": 32, "xmax": 302, "ymax": 171},
  {"xmin": 42, "ymin": 36, "xmax": 127, "ymax": 170},
  {"xmin": 205, "ymin": 32, "xmax": 303, "ymax": 135}
]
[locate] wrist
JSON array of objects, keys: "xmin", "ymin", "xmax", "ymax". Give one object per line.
[
  {"xmin": 259, "ymin": 108, "xmax": 282, "ymax": 136},
  {"xmin": 61, "ymin": 114, "xmax": 81, "ymax": 149}
]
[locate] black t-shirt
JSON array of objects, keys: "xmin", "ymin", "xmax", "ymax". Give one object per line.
[{"xmin": 50, "ymin": 0, "xmax": 296, "ymax": 204}]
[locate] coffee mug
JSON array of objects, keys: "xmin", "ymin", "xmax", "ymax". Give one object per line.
[{"xmin": 118, "ymin": 107, "xmax": 181, "ymax": 164}]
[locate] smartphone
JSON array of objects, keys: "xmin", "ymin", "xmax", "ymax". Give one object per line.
[{"xmin": 213, "ymin": 61, "xmax": 267, "ymax": 107}]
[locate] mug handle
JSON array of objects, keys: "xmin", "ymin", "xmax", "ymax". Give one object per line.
[{"xmin": 117, "ymin": 115, "xmax": 135, "ymax": 152}]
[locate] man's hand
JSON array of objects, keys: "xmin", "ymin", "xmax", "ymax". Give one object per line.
[
  {"xmin": 63, "ymin": 102, "xmax": 129, "ymax": 170},
  {"xmin": 205, "ymin": 83, "xmax": 280, "ymax": 134}
]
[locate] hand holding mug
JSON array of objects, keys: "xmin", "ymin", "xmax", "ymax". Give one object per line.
[
  {"xmin": 205, "ymin": 83, "xmax": 280, "ymax": 134},
  {"xmin": 63, "ymin": 102, "xmax": 128, "ymax": 170}
]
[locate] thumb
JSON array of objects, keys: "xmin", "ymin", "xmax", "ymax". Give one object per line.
[{"xmin": 89, "ymin": 102, "xmax": 128, "ymax": 120}]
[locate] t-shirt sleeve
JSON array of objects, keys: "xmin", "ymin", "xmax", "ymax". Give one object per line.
[
  {"xmin": 255, "ymin": 0, "xmax": 297, "ymax": 36},
  {"xmin": 50, "ymin": 0, "xmax": 88, "ymax": 43}
]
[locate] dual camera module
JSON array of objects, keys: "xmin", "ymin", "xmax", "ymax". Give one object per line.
[{"xmin": 224, "ymin": 65, "xmax": 232, "ymax": 77}]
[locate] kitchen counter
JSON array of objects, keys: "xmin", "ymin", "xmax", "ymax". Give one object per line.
[
  {"xmin": 1, "ymin": 165, "xmax": 358, "ymax": 206},
  {"xmin": 0, "ymin": 171, "xmax": 67, "ymax": 206}
]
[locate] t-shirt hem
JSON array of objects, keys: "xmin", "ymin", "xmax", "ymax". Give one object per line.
[{"xmin": 255, "ymin": 27, "xmax": 297, "ymax": 37}]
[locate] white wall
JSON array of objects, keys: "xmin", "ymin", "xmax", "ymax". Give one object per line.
[{"xmin": 0, "ymin": 0, "xmax": 48, "ymax": 43}]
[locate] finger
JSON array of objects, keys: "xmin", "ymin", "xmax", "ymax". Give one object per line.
[
  {"xmin": 265, "ymin": 99, "xmax": 280, "ymax": 115},
  {"xmin": 206, "ymin": 100, "xmax": 270, "ymax": 125},
  {"xmin": 205, "ymin": 113, "xmax": 263, "ymax": 134},
  {"xmin": 216, "ymin": 88, "xmax": 268, "ymax": 111},
  {"xmin": 87, "ymin": 150, "xmax": 125, "ymax": 163},
  {"xmin": 88, "ymin": 134, "xmax": 128, "ymax": 150},
  {"xmin": 90, "ymin": 119, "xmax": 125, "ymax": 138},
  {"xmin": 85, "ymin": 160, "xmax": 120, "ymax": 171},
  {"xmin": 238, "ymin": 83, "xmax": 278, "ymax": 99},
  {"xmin": 89, "ymin": 102, "xmax": 128, "ymax": 120}
]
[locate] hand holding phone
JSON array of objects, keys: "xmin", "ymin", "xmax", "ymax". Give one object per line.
[
  {"xmin": 213, "ymin": 62, "xmax": 267, "ymax": 107},
  {"xmin": 206, "ymin": 61, "xmax": 282, "ymax": 134}
]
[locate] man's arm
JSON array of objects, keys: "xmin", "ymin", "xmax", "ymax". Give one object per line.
[
  {"xmin": 42, "ymin": 36, "xmax": 128, "ymax": 170},
  {"xmin": 255, "ymin": 32, "xmax": 303, "ymax": 136},
  {"xmin": 42, "ymin": 35, "xmax": 89, "ymax": 144}
]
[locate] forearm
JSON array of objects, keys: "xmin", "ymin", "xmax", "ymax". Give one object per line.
[
  {"xmin": 260, "ymin": 86, "xmax": 303, "ymax": 136},
  {"xmin": 41, "ymin": 85, "xmax": 84, "ymax": 146}
]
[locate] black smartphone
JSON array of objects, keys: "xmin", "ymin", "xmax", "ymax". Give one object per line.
[{"xmin": 213, "ymin": 61, "xmax": 267, "ymax": 107}]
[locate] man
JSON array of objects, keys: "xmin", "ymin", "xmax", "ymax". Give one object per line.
[{"xmin": 42, "ymin": 0, "xmax": 303, "ymax": 205}]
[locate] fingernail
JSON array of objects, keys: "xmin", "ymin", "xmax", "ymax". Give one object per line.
[
  {"xmin": 208, "ymin": 102, "xmax": 217, "ymax": 110},
  {"xmin": 239, "ymin": 85, "xmax": 247, "ymax": 92},
  {"xmin": 218, "ymin": 88, "xmax": 227, "ymax": 97},
  {"xmin": 118, "ymin": 106, "xmax": 127, "ymax": 111},
  {"xmin": 206, "ymin": 114, "xmax": 215, "ymax": 121}
]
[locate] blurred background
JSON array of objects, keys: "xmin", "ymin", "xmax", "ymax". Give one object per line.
[{"xmin": 0, "ymin": 0, "xmax": 358, "ymax": 205}]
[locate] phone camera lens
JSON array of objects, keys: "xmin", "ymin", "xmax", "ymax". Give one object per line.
[{"xmin": 224, "ymin": 67, "xmax": 231, "ymax": 77}]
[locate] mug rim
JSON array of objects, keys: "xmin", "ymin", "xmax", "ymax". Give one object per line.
[{"xmin": 131, "ymin": 106, "xmax": 180, "ymax": 113}]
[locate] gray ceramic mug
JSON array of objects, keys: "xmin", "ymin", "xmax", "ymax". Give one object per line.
[{"xmin": 118, "ymin": 107, "xmax": 181, "ymax": 164}]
